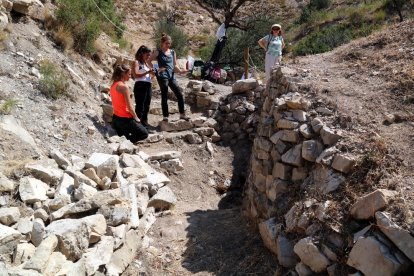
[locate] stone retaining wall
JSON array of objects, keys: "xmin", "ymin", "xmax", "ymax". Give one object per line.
[{"xmin": 243, "ymin": 67, "xmax": 414, "ymax": 275}]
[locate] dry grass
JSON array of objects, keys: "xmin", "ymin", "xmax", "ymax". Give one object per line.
[
  {"xmin": 0, "ymin": 158, "xmax": 33, "ymax": 179},
  {"xmin": 0, "ymin": 99, "xmax": 18, "ymax": 115},
  {"xmin": 53, "ymin": 26, "xmax": 74, "ymax": 52}
]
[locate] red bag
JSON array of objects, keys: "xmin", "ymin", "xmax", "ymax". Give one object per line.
[{"xmin": 210, "ymin": 67, "xmax": 221, "ymax": 81}]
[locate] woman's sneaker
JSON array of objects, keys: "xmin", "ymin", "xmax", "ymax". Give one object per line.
[{"xmin": 180, "ymin": 113, "xmax": 190, "ymax": 121}]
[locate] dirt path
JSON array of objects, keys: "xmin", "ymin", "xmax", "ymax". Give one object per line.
[
  {"xmin": 122, "ymin": 141, "xmax": 277, "ymax": 275},
  {"xmin": 121, "ymin": 77, "xmax": 278, "ymax": 275}
]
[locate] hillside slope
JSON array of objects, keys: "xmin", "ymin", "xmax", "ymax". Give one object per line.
[{"xmin": 291, "ymin": 19, "xmax": 414, "ymax": 223}]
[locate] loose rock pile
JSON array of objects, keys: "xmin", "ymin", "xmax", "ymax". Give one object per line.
[
  {"xmin": 213, "ymin": 79, "xmax": 263, "ymax": 144},
  {"xmin": 0, "ymin": 142, "xmax": 180, "ymax": 275},
  {"xmin": 185, "ymin": 80, "xmax": 219, "ymax": 116},
  {"xmin": 244, "ymin": 67, "xmax": 414, "ymax": 275}
]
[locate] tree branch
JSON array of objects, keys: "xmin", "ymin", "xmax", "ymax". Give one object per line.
[{"xmin": 193, "ymin": 0, "xmax": 223, "ymax": 25}]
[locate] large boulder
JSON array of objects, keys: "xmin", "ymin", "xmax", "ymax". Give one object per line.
[
  {"xmin": 306, "ymin": 165, "xmax": 345, "ymax": 194},
  {"xmin": 19, "ymin": 177, "xmax": 49, "ymax": 203},
  {"xmin": 0, "ymin": 224, "xmax": 23, "ymax": 254},
  {"xmin": 293, "ymin": 237, "xmax": 330, "ymax": 273},
  {"xmin": 25, "ymin": 158, "xmax": 63, "ymax": 185},
  {"xmin": 350, "ymin": 189, "xmax": 397, "ymax": 220},
  {"xmin": 148, "ymin": 186, "xmax": 177, "ymax": 210},
  {"xmin": 80, "ymin": 236, "xmax": 114, "ymax": 275},
  {"xmin": 160, "ymin": 120, "xmax": 194, "ymax": 132},
  {"xmin": 376, "ymin": 212, "xmax": 414, "ymax": 262},
  {"xmin": 49, "ymin": 148, "xmax": 71, "ymax": 169},
  {"xmin": 46, "ymin": 219, "xmax": 91, "ymax": 261},
  {"xmin": 276, "ymin": 235, "xmax": 298, "ymax": 268},
  {"xmin": 24, "ymin": 234, "xmax": 58, "ymax": 273},
  {"xmin": 232, "ymin": 79, "xmax": 259, "ymax": 94},
  {"xmin": 106, "ymin": 230, "xmax": 141, "ymax": 275},
  {"xmin": 11, "ymin": 0, "xmax": 43, "ymax": 15},
  {"xmin": 281, "ymin": 144, "xmax": 303, "ymax": 167},
  {"xmin": 302, "ymin": 140, "xmax": 324, "ymax": 162},
  {"xmin": 347, "ymin": 236, "xmax": 404, "ymax": 276},
  {"xmin": 0, "ymin": 172, "xmax": 14, "ymax": 192},
  {"xmin": 258, "ymin": 217, "xmax": 280, "ymax": 255},
  {"xmin": 0, "ymin": 207, "xmax": 20, "ymax": 226}
]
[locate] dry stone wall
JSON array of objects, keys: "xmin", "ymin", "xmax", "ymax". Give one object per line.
[{"xmin": 244, "ymin": 67, "xmax": 414, "ymax": 275}]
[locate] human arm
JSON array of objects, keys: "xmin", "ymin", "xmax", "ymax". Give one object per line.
[
  {"xmin": 282, "ymin": 37, "xmax": 286, "ymax": 49},
  {"xmin": 173, "ymin": 51, "xmax": 188, "ymax": 74},
  {"xmin": 258, "ymin": 35, "xmax": 269, "ymax": 50},
  {"xmin": 116, "ymin": 83, "xmax": 140, "ymax": 122},
  {"xmin": 134, "ymin": 61, "xmax": 155, "ymax": 78}
]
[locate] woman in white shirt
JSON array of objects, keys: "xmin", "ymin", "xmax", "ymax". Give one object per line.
[
  {"xmin": 258, "ymin": 24, "xmax": 286, "ymax": 81},
  {"xmin": 132, "ymin": 45, "xmax": 155, "ymax": 127}
]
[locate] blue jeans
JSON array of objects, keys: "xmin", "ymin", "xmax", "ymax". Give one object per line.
[{"xmin": 156, "ymin": 77, "xmax": 185, "ymax": 118}]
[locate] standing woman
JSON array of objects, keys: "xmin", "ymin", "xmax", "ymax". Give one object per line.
[
  {"xmin": 132, "ymin": 45, "xmax": 154, "ymax": 127},
  {"xmin": 110, "ymin": 64, "xmax": 148, "ymax": 143},
  {"xmin": 149, "ymin": 33, "xmax": 189, "ymax": 122},
  {"xmin": 258, "ymin": 24, "xmax": 286, "ymax": 80}
]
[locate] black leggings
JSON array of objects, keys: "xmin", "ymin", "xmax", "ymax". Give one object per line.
[
  {"xmin": 133, "ymin": 81, "xmax": 152, "ymax": 123},
  {"xmin": 112, "ymin": 115, "xmax": 148, "ymax": 143},
  {"xmin": 157, "ymin": 77, "xmax": 185, "ymax": 118}
]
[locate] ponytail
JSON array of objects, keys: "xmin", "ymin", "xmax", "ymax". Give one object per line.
[{"xmin": 112, "ymin": 64, "xmax": 130, "ymax": 82}]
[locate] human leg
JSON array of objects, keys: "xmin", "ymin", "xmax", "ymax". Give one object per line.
[
  {"xmin": 112, "ymin": 115, "xmax": 148, "ymax": 143},
  {"xmin": 133, "ymin": 81, "xmax": 146, "ymax": 120},
  {"xmin": 265, "ymin": 53, "xmax": 277, "ymax": 80},
  {"xmin": 157, "ymin": 77, "xmax": 170, "ymax": 118},
  {"xmin": 141, "ymin": 82, "xmax": 152, "ymax": 124},
  {"xmin": 168, "ymin": 78, "xmax": 185, "ymax": 114},
  {"xmin": 126, "ymin": 119, "xmax": 148, "ymax": 143}
]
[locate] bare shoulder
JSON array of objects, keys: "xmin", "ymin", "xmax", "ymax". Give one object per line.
[{"xmin": 116, "ymin": 82, "xmax": 128, "ymax": 93}]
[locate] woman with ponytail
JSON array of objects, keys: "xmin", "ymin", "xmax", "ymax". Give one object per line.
[
  {"xmin": 110, "ymin": 64, "xmax": 148, "ymax": 143},
  {"xmin": 149, "ymin": 33, "xmax": 189, "ymax": 122},
  {"xmin": 132, "ymin": 45, "xmax": 154, "ymax": 127}
]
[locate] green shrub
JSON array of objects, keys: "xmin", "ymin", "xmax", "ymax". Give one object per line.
[
  {"xmin": 55, "ymin": 0, "xmax": 125, "ymax": 54},
  {"xmin": 39, "ymin": 61, "xmax": 71, "ymax": 99},
  {"xmin": 297, "ymin": 0, "xmax": 331, "ymax": 24},
  {"xmin": 152, "ymin": 19, "xmax": 188, "ymax": 57},
  {"xmin": 218, "ymin": 15, "xmax": 282, "ymax": 71},
  {"xmin": 0, "ymin": 99, "xmax": 17, "ymax": 115},
  {"xmin": 196, "ymin": 37, "xmax": 216, "ymax": 61},
  {"xmin": 293, "ymin": 24, "xmax": 352, "ymax": 56}
]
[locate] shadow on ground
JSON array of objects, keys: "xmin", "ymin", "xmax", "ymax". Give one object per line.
[{"xmin": 181, "ymin": 140, "xmax": 279, "ymax": 275}]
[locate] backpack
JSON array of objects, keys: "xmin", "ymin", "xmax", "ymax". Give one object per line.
[
  {"xmin": 210, "ymin": 67, "xmax": 221, "ymax": 82},
  {"xmin": 192, "ymin": 59, "xmax": 204, "ymax": 78}
]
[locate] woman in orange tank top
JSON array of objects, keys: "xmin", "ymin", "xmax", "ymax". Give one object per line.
[{"xmin": 110, "ymin": 64, "xmax": 148, "ymax": 143}]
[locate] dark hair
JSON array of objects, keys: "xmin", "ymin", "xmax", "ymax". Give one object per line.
[
  {"xmin": 112, "ymin": 64, "xmax": 130, "ymax": 82},
  {"xmin": 135, "ymin": 45, "xmax": 151, "ymax": 61},
  {"xmin": 160, "ymin": 32, "xmax": 172, "ymax": 44}
]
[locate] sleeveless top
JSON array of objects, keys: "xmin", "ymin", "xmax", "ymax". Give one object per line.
[
  {"xmin": 134, "ymin": 60, "xmax": 151, "ymax": 83},
  {"xmin": 110, "ymin": 81, "xmax": 133, "ymax": 118},
  {"xmin": 156, "ymin": 49, "xmax": 175, "ymax": 79},
  {"xmin": 263, "ymin": 35, "xmax": 284, "ymax": 57}
]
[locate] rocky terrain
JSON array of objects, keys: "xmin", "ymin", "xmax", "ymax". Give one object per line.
[{"xmin": 0, "ymin": 0, "xmax": 413, "ymax": 276}]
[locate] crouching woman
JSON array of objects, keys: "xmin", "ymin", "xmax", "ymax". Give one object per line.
[{"xmin": 110, "ymin": 64, "xmax": 148, "ymax": 143}]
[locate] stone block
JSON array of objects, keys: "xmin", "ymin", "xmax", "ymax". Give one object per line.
[
  {"xmin": 293, "ymin": 237, "xmax": 330, "ymax": 273},
  {"xmin": 281, "ymin": 144, "xmax": 303, "ymax": 167},
  {"xmin": 331, "ymin": 154, "xmax": 356, "ymax": 173},
  {"xmin": 272, "ymin": 162, "xmax": 292, "ymax": 180},
  {"xmin": 350, "ymin": 189, "xmax": 397, "ymax": 220},
  {"xmin": 302, "ymin": 140, "xmax": 324, "ymax": 162}
]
